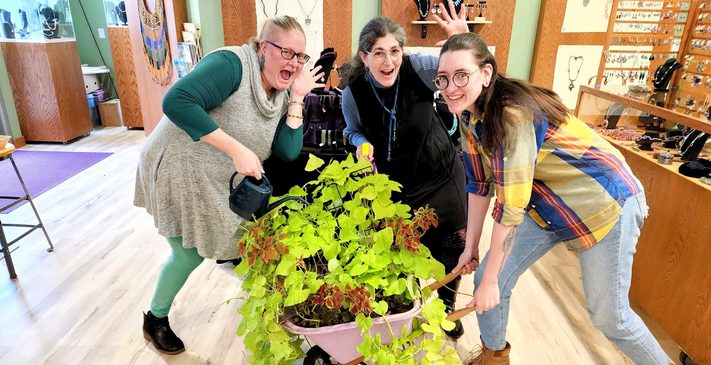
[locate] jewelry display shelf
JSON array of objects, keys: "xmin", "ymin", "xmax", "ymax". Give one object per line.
[
  {"xmin": 410, "ymin": 20, "xmax": 492, "ymax": 38},
  {"xmin": 674, "ymin": 1, "xmax": 711, "ymax": 116},
  {"xmin": 576, "ymin": 86, "xmax": 711, "ymax": 365},
  {"xmin": 595, "ymin": 0, "xmax": 695, "ymax": 98}
]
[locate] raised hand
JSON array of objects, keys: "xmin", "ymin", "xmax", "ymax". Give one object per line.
[
  {"xmin": 291, "ymin": 64, "xmax": 326, "ymax": 99},
  {"xmin": 432, "ymin": 1, "xmax": 469, "ymax": 46}
]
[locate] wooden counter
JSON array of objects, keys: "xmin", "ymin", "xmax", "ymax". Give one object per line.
[
  {"xmin": 0, "ymin": 39, "xmax": 92, "ymax": 143},
  {"xmin": 576, "ymin": 86, "xmax": 711, "ymax": 365}
]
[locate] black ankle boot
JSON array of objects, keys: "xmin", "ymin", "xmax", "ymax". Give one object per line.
[
  {"xmin": 143, "ymin": 311, "xmax": 185, "ymax": 354},
  {"xmin": 442, "ymin": 300, "xmax": 464, "ymax": 340},
  {"xmin": 439, "ymin": 277, "xmax": 464, "ymax": 340}
]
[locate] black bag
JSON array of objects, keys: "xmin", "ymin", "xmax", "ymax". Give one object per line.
[{"xmin": 229, "ymin": 172, "xmax": 307, "ymax": 220}]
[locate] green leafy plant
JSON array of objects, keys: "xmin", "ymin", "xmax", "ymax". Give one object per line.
[{"xmin": 235, "ymin": 155, "xmax": 461, "ymax": 364}]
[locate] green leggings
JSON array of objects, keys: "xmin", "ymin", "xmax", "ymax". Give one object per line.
[{"xmin": 150, "ymin": 237, "xmax": 204, "ymax": 318}]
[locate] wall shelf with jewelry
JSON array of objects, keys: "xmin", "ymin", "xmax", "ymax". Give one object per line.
[
  {"xmin": 672, "ymin": 1, "xmax": 711, "ymax": 117},
  {"xmin": 597, "ymin": 0, "xmax": 694, "ymax": 98},
  {"xmin": 410, "ymin": 0, "xmax": 492, "ymax": 38}
]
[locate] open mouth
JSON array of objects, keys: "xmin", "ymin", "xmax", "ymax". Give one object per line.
[
  {"xmin": 381, "ymin": 69, "xmax": 395, "ymax": 78},
  {"xmin": 280, "ymin": 70, "xmax": 294, "ymax": 82}
]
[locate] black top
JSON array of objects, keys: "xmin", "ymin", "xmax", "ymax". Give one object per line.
[{"xmin": 348, "ymin": 56, "xmax": 458, "ymax": 205}]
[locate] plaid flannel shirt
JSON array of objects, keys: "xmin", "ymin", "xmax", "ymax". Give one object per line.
[{"xmin": 460, "ymin": 107, "xmax": 642, "ymax": 251}]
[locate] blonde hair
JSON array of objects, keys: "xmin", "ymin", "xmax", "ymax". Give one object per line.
[{"xmin": 250, "ymin": 15, "xmax": 305, "ymax": 52}]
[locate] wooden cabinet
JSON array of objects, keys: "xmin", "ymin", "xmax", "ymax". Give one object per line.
[
  {"xmin": 576, "ymin": 86, "xmax": 711, "ymax": 365},
  {"xmin": 0, "ymin": 39, "xmax": 92, "ymax": 143}
]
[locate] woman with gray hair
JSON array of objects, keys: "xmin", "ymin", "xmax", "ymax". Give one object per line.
[
  {"xmin": 134, "ymin": 16, "xmax": 323, "ymax": 354},
  {"xmin": 342, "ymin": 4, "xmax": 470, "ymax": 339}
]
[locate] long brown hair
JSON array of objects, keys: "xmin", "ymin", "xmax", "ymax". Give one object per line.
[
  {"xmin": 340, "ymin": 17, "xmax": 406, "ymax": 86},
  {"xmin": 440, "ymin": 33, "xmax": 568, "ymax": 154}
]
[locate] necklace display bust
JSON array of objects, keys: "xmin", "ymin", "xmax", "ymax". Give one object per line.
[{"xmin": 652, "ymin": 58, "xmax": 682, "ymax": 92}]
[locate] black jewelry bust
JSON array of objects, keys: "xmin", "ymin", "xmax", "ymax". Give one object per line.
[
  {"xmin": 40, "ymin": 7, "xmax": 59, "ymax": 39},
  {"xmin": 116, "ymin": 1, "xmax": 128, "ymax": 26},
  {"xmin": 652, "ymin": 57, "xmax": 682, "ymax": 92},
  {"xmin": 1, "ymin": 8, "xmax": 14, "ymax": 39},
  {"xmin": 413, "ymin": 0, "xmax": 430, "ymax": 20}
]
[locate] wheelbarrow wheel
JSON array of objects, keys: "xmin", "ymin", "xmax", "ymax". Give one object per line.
[{"xmin": 304, "ymin": 346, "xmax": 334, "ymax": 365}]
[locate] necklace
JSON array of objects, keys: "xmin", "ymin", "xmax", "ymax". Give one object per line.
[
  {"xmin": 679, "ymin": 130, "xmax": 708, "ymax": 157},
  {"xmin": 415, "ymin": 0, "xmax": 430, "ymax": 19},
  {"xmin": 260, "ymin": 0, "xmax": 279, "ymax": 18},
  {"xmin": 653, "ymin": 61, "xmax": 678, "ymax": 87},
  {"xmin": 138, "ymin": 0, "xmax": 173, "ymax": 86},
  {"xmin": 297, "ymin": 0, "xmax": 319, "ymax": 25},
  {"xmin": 368, "ymin": 75, "xmax": 400, "ymax": 162},
  {"xmin": 568, "ymin": 55, "xmax": 583, "ymax": 91}
]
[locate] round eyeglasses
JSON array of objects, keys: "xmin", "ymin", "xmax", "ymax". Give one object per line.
[
  {"xmin": 265, "ymin": 40, "xmax": 311, "ymax": 64},
  {"xmin": 432, "ymin": 69, "xmax": 481, "ymax": 90},
  {"xmin": 364, "ymin": 48, "xmax": 403, "ymax": 62}
]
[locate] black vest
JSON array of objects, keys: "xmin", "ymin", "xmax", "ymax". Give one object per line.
[{"xmin": 349, "ymin": 56, "xmax": 456, "ymax": 203}]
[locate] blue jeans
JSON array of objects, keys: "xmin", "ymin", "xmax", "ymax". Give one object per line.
[{"xmin": 474, "ymin": 193, "xmax": 668, "ymax": 364}]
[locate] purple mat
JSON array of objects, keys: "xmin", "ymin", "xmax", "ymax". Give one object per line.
[{"xmin": 0, "ymin": 150, "xmax": 112, "ymax": 214}]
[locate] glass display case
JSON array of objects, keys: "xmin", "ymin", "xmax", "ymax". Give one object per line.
[
  {"xmin": 576, "ymin": 85, "xmax": 711, "ymax": 365},
  {"xmin": 104, "ymin": 0, "xmax": 128, "ymax": 27},
  {"xmin": 0, "ymin": 0, "xmax": 74, "ymax": 40}
]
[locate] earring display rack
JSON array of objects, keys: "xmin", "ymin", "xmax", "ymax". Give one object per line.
[
  {"xmin": 673, "ymin": 1, "xmax": 711, "ymax": 118},
  {"xmin": 594, "ymin": 0, "xmax": 695, "ymax": 97}
]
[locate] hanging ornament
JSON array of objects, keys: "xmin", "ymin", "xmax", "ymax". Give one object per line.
[{"xmin": 138, "ymin": 0, "xmax": 173, "ymax": 86}]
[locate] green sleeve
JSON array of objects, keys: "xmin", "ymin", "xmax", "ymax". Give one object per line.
[
  {"xmin": 271, "ymin": 114, "xmax": 303, "ymax": 161},
  {"xmin": 162, "ymin": 50, "xmax": 242, "ymax": 141}
]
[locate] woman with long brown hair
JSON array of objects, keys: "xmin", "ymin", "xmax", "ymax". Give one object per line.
[{"xmin": 438, "ymin": 33, "xmax": 669, "ymax": 365}]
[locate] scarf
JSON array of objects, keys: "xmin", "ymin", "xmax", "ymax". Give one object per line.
[{"xmin": 239, "ymin": 44, "xmax": 286, "ymax": 119}]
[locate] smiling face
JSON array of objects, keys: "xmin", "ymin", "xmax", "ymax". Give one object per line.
[
  {"xmin": 258, "ymin": 28, "xmax": 306, "ymax": 94},
  {"xmin": 359, "ymin": 33, "xmax": 403, "ymax": 88},
  {"xmin": 436, "ymin": 49, "xmax": 493, "ymax": 114}
]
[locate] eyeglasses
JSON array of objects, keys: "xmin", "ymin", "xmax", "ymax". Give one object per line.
[
  {"xmin": 432, "ymin": 69, "xmax": 481, "ymax": 90},
  {"xmin": 365, "ymin": 48, "xmax": 403, "ymax": 62},
  {"xmin": 264, "ymin": 40, "xmax": 310, "ymax": 64}
]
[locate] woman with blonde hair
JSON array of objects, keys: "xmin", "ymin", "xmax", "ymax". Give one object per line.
[{"xmin": 134, "ymin": 16, "xmax": 323, "ymax": 354}]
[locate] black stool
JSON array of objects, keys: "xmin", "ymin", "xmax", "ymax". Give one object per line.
[{"xmin": 0, "ymin": 144, "xmax": 54, "ymax": 280}]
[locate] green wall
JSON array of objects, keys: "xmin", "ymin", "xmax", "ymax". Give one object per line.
[
  {"xmin": 352, "ymin": 0, "xmax": 381, "ymax": 54},
  {"xmin": 0, "ymin": 46, "xmax": 20, "ymax": 137},
  {"xmin": 68, "ymin": 0, "xmax": 117, "ymax": 99},
  {"xmin": 507, "ymin": 0, "xmax": 541, "ymax": 80},
  {"xmin": 186, "ymin": 0, "xmax": 225, "ymax": 54}
]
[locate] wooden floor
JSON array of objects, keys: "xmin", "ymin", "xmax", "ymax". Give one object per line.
[{"xmin": 0, "ymin": 127, "xmax": 681, "ymax": 365}]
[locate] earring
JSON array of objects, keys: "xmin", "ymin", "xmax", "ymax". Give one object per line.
[{"xmin": 259, "ymin": 54, "xmax": 265, "ymax": 70}]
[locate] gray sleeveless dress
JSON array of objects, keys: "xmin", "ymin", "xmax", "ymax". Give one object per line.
[{"xmin": 134, "ymin": 44, "xmax": 288, "ymax": 259}]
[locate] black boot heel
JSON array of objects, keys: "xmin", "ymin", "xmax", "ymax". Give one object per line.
[{"xmin": 142, "ymin": 311, "xmax": 185, "ymax": 354}]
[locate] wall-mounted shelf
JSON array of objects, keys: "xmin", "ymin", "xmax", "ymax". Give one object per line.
[{"xmin": 411, "ymin": 19, "xmax": 492, "ymax": 38}]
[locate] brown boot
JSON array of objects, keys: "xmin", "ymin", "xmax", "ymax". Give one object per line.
[{"xmin": 463, "ymin": 341, "xmax": 511, "ymax": 365}]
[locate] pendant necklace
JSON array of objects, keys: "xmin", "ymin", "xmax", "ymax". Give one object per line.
[
  {"xmin": 260, "ymin": 0, "xmax": 279, "ymax": 18},
  {"xmin": 568, "ymin": 55, "xmax": 584, "ymax": 91},
  {"xmin": 297, "ymin": 0, "xmax": 319, "ymax": 25},
  {"xmin": 415, "ymin": 0, "xmax": 430, "ymax": 19},
  {"xmin": 653, "ymin": 61, "xmax": 677, "ymax": 87},
  {"xmin": 368, "ymin": 74, "xmax": 401, "ymax": 162}
]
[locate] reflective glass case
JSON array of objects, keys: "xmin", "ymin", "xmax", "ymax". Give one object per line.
[{"xmin": 0, "ymin": 0, "xmax": 75, "ymax": 40}]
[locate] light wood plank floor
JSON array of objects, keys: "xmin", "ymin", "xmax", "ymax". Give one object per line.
[{"xmin": 0, "ymin": 127, "xmax": 680, "ymax": 364}]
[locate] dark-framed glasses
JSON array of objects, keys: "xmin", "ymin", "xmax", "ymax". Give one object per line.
[
  {"xmin": 364, "ymin": 48, "xmax": 403, "ymax": 62},
  {"xmin": 433, "ymin": 69, "xmax": 481, "ymax": 90},
  {"xmin": 264, "ymin": 40, "xmax": 310, "ymax": 64}
]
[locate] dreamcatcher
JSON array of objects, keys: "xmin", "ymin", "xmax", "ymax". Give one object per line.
[{"xmin": 138, "ymin": 0, "xmax": 172, "ymax": 85}]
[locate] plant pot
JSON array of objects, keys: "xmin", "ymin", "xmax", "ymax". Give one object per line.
[{"xmin": 283, "ymin": 300, "xmax": 422, "ymax": 364}]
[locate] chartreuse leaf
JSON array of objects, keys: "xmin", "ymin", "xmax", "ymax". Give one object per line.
[
  {"xmin": 373, "ymin": 227, "xmax": 393, "ymax": 254},
  {"xmin": 384, "ymin": 278, "xmax": 407, "ymax": 296},
  {"xmin": 373, "ymin": 300, "xmax": 388, "ymax": 316},
  {"xmin": 284, "ymin": 286, "xmax": 310, "ymax": 306},
  {"xmin": 305, "ymin": 154, "xmax": 324, "ymax": 171},
  {"xmin": 275, "ymin": 254, "xmax": 296, "ymax": 276},
  {"xmin": 372, "ymin": 198, "xmax": 397, "ymax": 219},
  {"xmin": 234, "ymin": 257, "xmax": 250, "ymax": 276}
]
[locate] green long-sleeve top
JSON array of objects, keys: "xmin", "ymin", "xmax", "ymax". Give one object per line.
[{"xmin": 161, "ymin": 50, "xmax": 303, "ymax": 161}]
